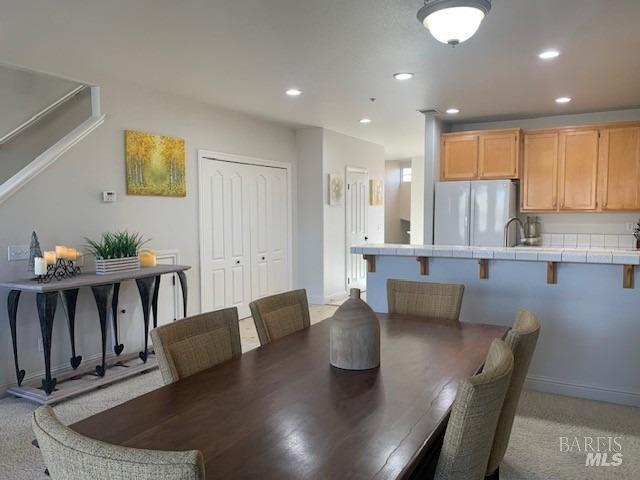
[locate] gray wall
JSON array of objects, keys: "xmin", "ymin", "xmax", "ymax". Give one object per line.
[
  {"xmin": 385, "ymin": 159, "xmax": 411, "ymax": 244},
  {"xmin": 0, "ymin": 78, "xmax": 298, "ymax": 393}
]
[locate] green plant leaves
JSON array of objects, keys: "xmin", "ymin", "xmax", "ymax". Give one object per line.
[{"xmin": 85, "ymin": 231, "xmax": 149, "ymax": 260}]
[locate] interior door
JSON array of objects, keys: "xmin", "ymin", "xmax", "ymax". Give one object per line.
[
  {"xmin": 200, "ymin": 160, "xmax": 252, "ymax": 318},
  {"xmin": 346, "ymin": 169, "xmax": 368, "ymax": 291},
  {"xmin": 250, "ymin": 165, "xmax": 289, "ymax": 300}
]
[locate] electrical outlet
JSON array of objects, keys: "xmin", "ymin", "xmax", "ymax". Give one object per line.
[{"xmin": 7, "ymin": 245, "xmax": 30, "ymax": 261}]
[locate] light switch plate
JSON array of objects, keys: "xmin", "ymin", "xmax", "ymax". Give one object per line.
[
  {"xmin": 8, "ymin": 245, "xmax": 30, "ymax": 261},
  {"xmin": 102, "ymin": 191, "xmax": 117, "ymax": 203}
]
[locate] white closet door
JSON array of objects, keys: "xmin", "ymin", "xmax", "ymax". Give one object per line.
[
  {"xmin": 250, "ymin": 165, "xmax": 288, "ymax": 300},
  {"xmin": 200, "ymin": 160, "xmax": 252, "ymax": 318},
  {"xmin": 346, "ymin": 170, "xmax": 369, "ymax": 291}
]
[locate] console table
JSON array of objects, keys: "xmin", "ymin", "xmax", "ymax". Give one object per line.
[{"xmin": 1, "ymin": 265, "xmax": 189, "ymax": 403}]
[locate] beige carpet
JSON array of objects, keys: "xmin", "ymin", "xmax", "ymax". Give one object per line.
[{"xmin": 1, "ymin": 306, "xmax": 638, "ymax": 479}]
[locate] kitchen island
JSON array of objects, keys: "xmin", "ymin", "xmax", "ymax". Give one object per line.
[{"xmin": 353, "ymin": 244, "xmax": 640, "ymax": 407}]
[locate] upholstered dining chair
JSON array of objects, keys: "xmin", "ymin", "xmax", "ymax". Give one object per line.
[
  {"xmin": 434, "ymin": 339, "xmax": 514, "ymax": 480},
  {"xmin": 386, "ymin": 279, "xmax": 465, "ymax": 324},
  {"xmin": 485, "ymin": 309, "xmax": 541, "ymax": 480},
  {"xmin": 250, "ymin": 289, "xmax": 310, "ymax": 345},
  {"xmin": 150, "ymin": 307, "xmax": 242, "ymax": 385},
  {"xmin": 32, "ymin": 406, "xmax": 205, "ymax": 480}
]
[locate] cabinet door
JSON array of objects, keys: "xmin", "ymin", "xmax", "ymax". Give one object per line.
[
  {"xmin": 522, "ymin": 133, "xmax": 558, "ymax": 211},
  {"xmin": 600, "ymin": 127, "xmax": 640, "ymax": 211},
  {"xmin": 558, "ymin": 130, "xmax": 599, "ymax": 210},
  {"xmin": 479, "ymin": 131, "xmax": 519, "ymax": 178},
  {"xmin": 441, "ymin": 135, "xmax": 478, "ymax": 180}
]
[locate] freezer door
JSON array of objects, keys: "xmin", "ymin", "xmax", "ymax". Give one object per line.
[
  {"xmin": 434, "ymin": 181, "xmax": 471, "ymax": 246},
  {"xmin": 471, "ymin": 180, "xmax": 517, "ymax": 246}
]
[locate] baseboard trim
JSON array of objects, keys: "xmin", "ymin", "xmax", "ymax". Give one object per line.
[{"xmin": 526, "ymin": 374, "xmax": 640, "ymax": 407}]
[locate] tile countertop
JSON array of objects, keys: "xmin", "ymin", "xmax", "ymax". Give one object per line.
[{"xmin": 350, "ymin": 244, "xmax": 640, "ymax": 265}]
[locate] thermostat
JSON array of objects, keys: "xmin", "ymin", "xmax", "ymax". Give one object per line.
[{"xmin": 102, "ymin": 191, "xmax": 117, "ymax": 203}]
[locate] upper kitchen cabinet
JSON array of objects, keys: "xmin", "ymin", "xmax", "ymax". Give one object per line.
[
  {"xmin": 558, "ymin": 129, "xmax": 599, "ymax": 211},
  {"xmin": 521, "ymin": 132, "xmax": 558, "ymax": 211},
  {"xmin": 599, "ymin": 126, "xmax": 640, "ymax": 211},
  {"xmin": 441, "ymin": 133, "xmax": 478, "ymax": 180},
  {"xmin": 441, "ymin": 129, "xmax": 520, "ymax": 181}
]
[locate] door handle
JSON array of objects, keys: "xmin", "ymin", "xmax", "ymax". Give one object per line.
[
  {"xmin": 235, "ymin": 260, "xmax": 240, "ymax": 265},
  {"xmin": 261, "ymin": 256, "xmax": 266, "ymax": 261},
  {"xmin": 364, "ymin": 236, "xmax": 369, "ymax": 241}
]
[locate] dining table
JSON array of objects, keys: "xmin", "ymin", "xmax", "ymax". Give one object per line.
[{"xmin": 71, "ymin": 313, "xmax": 509, "ymax": 479}]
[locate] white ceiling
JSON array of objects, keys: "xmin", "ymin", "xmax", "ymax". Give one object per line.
[{"xmin": 1, "ymin": 0, "xmax": 639, "ymax": 159}]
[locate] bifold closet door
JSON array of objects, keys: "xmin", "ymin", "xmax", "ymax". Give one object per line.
[{"xmin": 200, "ymin": 160, "xmax": 252, "ymax": 318}]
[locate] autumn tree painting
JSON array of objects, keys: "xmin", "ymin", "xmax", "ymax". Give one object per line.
[{"xmin": 125, "ymin": 130, "xmax": 186, "ymax": 196}]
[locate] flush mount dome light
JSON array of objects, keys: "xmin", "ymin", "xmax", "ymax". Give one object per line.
[{"xmin": 417, "ymin": 0, "xmax": 492, "ymax": 46}]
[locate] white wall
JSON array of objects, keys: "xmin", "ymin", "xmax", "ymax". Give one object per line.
[
  {"xmin": 0, "ymin": 78, "xmax": 298, "ymax": 393},
  {"xmin": 385, "ymin": 159, "xmax": 411, "ymax": 244},
  {"xmin": 323, "ymin": 129, "xmax": 385, "ymax": 301},
  {"xmin": 448, "ymin": 108, "xmax": 640, "ymax": 236}
]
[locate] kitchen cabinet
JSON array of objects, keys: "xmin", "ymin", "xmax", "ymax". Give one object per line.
[
  {"xmin": 558, "ymin": 129, "xmax": 599, "ymax": 210},
  {"xmin": 441, "ymin": 129, "xmax": 520, "ymax": 181},
  {"xmin": 521, "ymin": 133, "xmax": 558, "ymax": 211},
  {"xmin": 599, "ymin": 126, "xmax": 640, "ymax": 210}
]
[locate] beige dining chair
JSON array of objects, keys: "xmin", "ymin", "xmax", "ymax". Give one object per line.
[
  {"xmin": 434, "ymin": 339, "xmax": 514, "ymax": 480},
  {"xmin": 250, "ymin": 289, "xmax": 310, "ymax": 345},
  {"xmin": 386, "ymin": 279, "xmax": 465, "ymax": 324},
  {"xmin": 150, "ymin": 307, "xmax": 242, "ymax": 385},
  {"xmin": 485, "ymin": 309, "xmax": 541, "ymax": 480},
  {"xmin": 32, "ymin": 406, "xmax": 205, "ymax": 480}
]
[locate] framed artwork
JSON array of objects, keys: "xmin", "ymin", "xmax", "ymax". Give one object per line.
[
  {"xmin": 125, "ymin": 130, "xmax": 186, "ymax": 197},
  {"xmin": 370, "ymin": 179, "xmax": 383, "ymax": 206},
  {"xmin": 328, "ymin": 173, "xmax": 345, "ymax": 206}
]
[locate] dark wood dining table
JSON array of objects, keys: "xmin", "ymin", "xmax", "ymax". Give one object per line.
[{"xmin": 71, "ymin": 313, "xmax": 508, "ymax": 479}]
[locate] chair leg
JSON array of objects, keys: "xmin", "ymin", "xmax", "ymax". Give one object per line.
[{"xmin": 486, "ymin": 467, "xmax": 499, "ymax": 480}]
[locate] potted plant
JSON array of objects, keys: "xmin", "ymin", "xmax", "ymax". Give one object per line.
[{"xmin": 86, "ymin": 231, "xmax": 149, "ymax": 274}]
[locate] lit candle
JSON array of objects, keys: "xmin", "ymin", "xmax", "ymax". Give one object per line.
[
  {"xmin": 43, "ymin": 251, "xmax": 57, "ymax": 265},
  {"xmin": 139, "ymin": 250, "xmax": 157, "ymax": 268},
  {"xmin": 55, "ymin": 245, "xmax": 68, "ymax": 260},
  {"xmin": 34, "ymin": 257, "xmax": 47, "ymax": 276},
  {"xmin": 66, "ymin": 248, "xmax": 80, "ymax": 261}
]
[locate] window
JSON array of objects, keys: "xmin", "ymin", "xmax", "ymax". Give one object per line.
[{"xmin": 401, "ymin": 167, "xmax": 412, "ymax": 183}]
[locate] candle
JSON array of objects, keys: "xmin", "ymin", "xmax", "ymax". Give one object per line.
[
  {"xmin": 66, "ymin": 248, "xmax": 80, "ymax": 261},
  {"xmin": 55, "ymin": 245, "xmax": 68, "ymax": 260},
  {"xmin": 139, "ymin": 250, "xmax": 157, "ymax": 268},
  {"xmin": 43, "ymin": 251, "xmax": 57, "ymax": 265},
  {"xmin": 34, "ymin": 257, "xmax": 47, "ymax": 276}
]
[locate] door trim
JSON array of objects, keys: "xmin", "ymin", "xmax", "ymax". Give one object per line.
[
  {"xmin": 155, "ymin": 249, "xmax": 181, "ymax": 323},
  {"xmin": 345, "ymin": 166, "xmax": 368, "ymax": 292},
  {"xmin": 197, "ymin": 150, "xmax": 293, "ymax": 314}
]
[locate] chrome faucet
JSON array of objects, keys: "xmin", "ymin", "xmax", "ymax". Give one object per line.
[{"xmin": 504, "ymin": 217, "xmax": 525, "ymax": 247}]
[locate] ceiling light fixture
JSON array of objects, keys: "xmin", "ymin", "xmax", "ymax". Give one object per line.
[
  {"xmin": 555, "ymin": 96, "xmax": 572, "ymax": 104},
  {"xmin": 417, "ymin": 0, "xmax": 492, "ymax": 46},
  {"xmin": 285, "ymin": 88, "xmax": 302, "ymax": 97},
  {"xmin": 446, "ymin": 108, "xmax": 460, "ymax": 114},
  {"xmin": 539, "ymin": 49, "xmax": 560, "ymax": 60},
  {"xmin": 393, "ymin": 72, "xmax": 414, "ymax": 80},
  {"xmin": 360, "ymin": 118, "xmax": 372, "ymax": 124}
]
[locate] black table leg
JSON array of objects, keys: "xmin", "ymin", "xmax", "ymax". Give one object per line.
[
  {"xmin": 111, "ymin": 283, "xmax": 124, "ymax": 355},
  {"xmin": 176, "ymin": 270, "xmax": 188, "ymax": 318},
  {"xmin": 91, "ymin": 284, "xmax": 114, "ymax": 377},
  {"xmin": 152, "ymin": 275, "xmax": 161, "ymax": 329},
  {"xmin": 36, "ymin": 292, "xmax": 58, "ymax": 395},
  {"xmin": 8, "ymin": 290, "xmax": 26, "ymax": 386},
  {"xmin": 60, "ymin": 289, "xmax": 82, "ymax": 369},
  {"xmin": 136, "ymin": 277, "xmax": 155, "ymax": 363}
]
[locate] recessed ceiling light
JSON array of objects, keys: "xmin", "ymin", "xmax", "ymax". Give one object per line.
[
  {"xmin": 555, "ymin": 97, "xmax": 572, "ymax": 104},
  {"xmin": 393, "ymin": 72, "xmax": 414, "ymax": 80},
  {"xmin": 539, "ymin": 49, "xmax": 560, "ymax": 60},
  {"xmin": 360, "ymin": 118, "xmax": 372, "ymax": 124},
  {"xmin": 446, "ymin": 108, "xmax": 460, "ymax": 114},
  {"xmin": 285, "ymin": 88, "xmax": 302, "ymax": 97}
]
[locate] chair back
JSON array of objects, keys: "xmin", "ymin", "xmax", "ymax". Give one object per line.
[
  {"xmin": 33, "ymin": 406, "xmax": 204, "ymax": 480},
  {"xmin": 486, "ymin": 309, "xmax": 541, "ymax": 476},
  {"xmin": 150, "ymin": 307, "xmax": 241, "ymax": 384},
  {"xmin": 435, "ymin": 339, "xmax": 514, "ymax": 480},
  {"xmin": 387, "ymin": 279, "xmax": 464, "ymax": 323},
  {"xmin": 250, "ymin": 289, "xmax": 310, "ymax": 345}
]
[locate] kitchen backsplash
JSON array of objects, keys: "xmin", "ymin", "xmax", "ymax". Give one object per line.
[{"xmin": 541, "ymin": 233, "xmax": 635, "ymax": 249}]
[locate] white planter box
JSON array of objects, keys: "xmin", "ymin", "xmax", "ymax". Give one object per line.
[{"xmin": 95, "ymin": 257, "xmax": 140, "ymax": 275}]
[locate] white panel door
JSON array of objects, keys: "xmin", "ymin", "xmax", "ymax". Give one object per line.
[
  {"xmin": 200, "ymin": 160, "xmax": 252, "ymax": 318},
  {"xmin": 346, "ymin": 170, "xmax": 369, "ymax": 291},
  {"xmin": 250, "ymin": 165, "xmax": 289, "ymax": 300}
]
